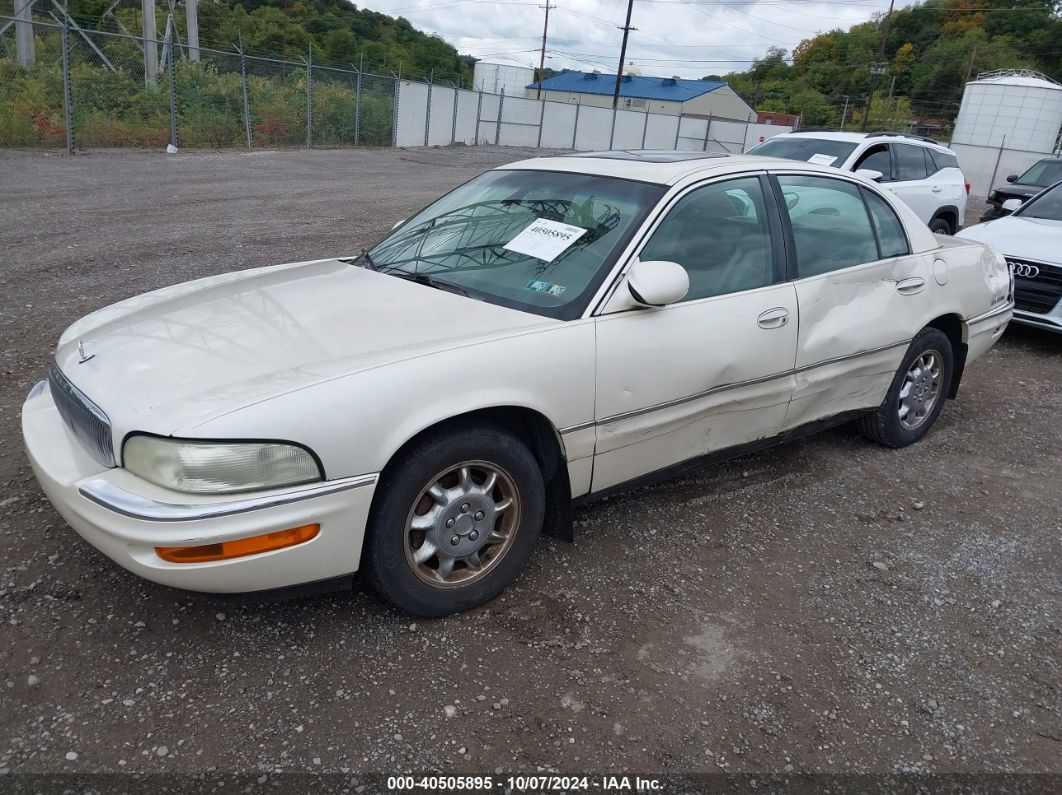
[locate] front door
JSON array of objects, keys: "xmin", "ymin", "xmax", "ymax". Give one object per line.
[{"xmin": 591, "ymin": 175, "xmax": 798, "ymax": 492}]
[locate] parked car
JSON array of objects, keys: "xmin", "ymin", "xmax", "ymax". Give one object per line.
[
  {"xmin": 23, "ymin": 151, "xmax": 1013, "ymax": 616},
  {"xmin": 958, "ymin": 180, "xmax": 1062, "ymax": 333},
  {"xmin": 981, "ymin": 157, "xmax": 1062, "ymax": 221},
  {"xmin": 747, "ymin": 130, "xmax": 969, "ymax": 234}
]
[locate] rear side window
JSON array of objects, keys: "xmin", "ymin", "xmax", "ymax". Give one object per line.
[
  {"xmin": 895, "ymin": 145, "xmax": 929, "ymax": 181},
  {"xmin": 777, "ymin": 175, "xmax": 880, "ymax": 277},
  {"xmin": 928, "ymin": 149, "xmax": 959, "ymax": 171},
  {"xmin": 862, "ymin": 189, "xmax": 909, "ymax": 258}
]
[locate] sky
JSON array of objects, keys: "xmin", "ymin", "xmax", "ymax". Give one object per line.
[{"xmin": 359, "ymin": 0, "xmax": 915, "ymax": 79}]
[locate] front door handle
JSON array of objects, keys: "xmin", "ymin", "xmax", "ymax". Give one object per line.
[
  {"xmin": 757, "ymin": 307, "xmax": 790, "ymax": 329},
  {"xmin": 896, "ymin": 277, "xmax": 926, "ymax": 295},
  {"xmin": 931, "ymin": 185, "xmax": 943, "ymax": 193}
]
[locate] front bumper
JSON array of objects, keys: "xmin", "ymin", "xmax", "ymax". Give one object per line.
[
  {"xmin": 22, "ymin": 381, "xmax": 378, "ymax": 593},
  {"xmin": 1013, "ymin": 306, "xmax": 1062, "ymax": 333}
]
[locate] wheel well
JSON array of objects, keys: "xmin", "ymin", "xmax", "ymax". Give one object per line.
[
  {"xmin": 931, "ymin": 207, "xmax": 959, "ymax": 233},
  {"xmin": 383, "ymin": 407, "xmax": 574, "ymax": 541},
  {"xmin": 925, "ymin": 314, "xmax": 967, "ymax": 399}
]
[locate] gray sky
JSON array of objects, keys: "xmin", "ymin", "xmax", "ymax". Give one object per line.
[{"xmin": 361, "ymin": 0, "xmax": 903, "ymax": 78}]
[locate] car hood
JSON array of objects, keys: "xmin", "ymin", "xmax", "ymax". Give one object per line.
[
  {"xmin": 990, "ymin": 183, "xmax": 1043, "ymax": 201},
  {"xmin": 54, "ymin": 259, "xmax": 554, "ymax": 435},
  {"xmin": 956, "ymin": 216, "xmax": 1062, "ymax": 264}
]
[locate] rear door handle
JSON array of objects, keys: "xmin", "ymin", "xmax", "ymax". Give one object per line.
[
  {"xmin": 757, "ymin": 307, "xmax": 790, "ymax": 329},
  {"xmin": 896, "ymin": 277, "xmax": 926, "ymax": 295}
]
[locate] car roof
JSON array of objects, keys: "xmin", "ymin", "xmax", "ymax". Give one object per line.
[
  {"xmin": 767, "ymin": 130, "xmax": 953, "ymax": 153},
  {"xmin": 499, "ymin": 151, "xmax": 861, "ymax": 185}
]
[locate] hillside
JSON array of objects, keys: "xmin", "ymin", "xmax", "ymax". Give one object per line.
[
  {"xmin": 65, "ymin": 0, "xmax": 475, "ymax": 83},
  {"xmin": 715, "ymin": 0, "xmax": 1062, "ymax": 128}
]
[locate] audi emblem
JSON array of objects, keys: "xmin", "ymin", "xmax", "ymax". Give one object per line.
[{"xmin": 1009, "ymin": 262, "xmax": 1040, "ymax": 278}]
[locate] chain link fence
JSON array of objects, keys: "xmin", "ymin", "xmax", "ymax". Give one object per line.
[{"xmin": 0, "ymin": 13, "xmax": 399, "ymax": 152}]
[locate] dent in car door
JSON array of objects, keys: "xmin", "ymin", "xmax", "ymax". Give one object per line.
[
  {"xmin": 590, "ymin": 174, "xmax": 798, "ymax": 492},
  {"xmin": 776, "ymin": 173, "xmax": 936, "ymax": 430}
]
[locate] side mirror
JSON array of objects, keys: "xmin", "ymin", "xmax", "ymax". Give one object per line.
[
  {"xmin": 855, "ymin": 168, "xmax": 884, "ymax": 182},
  {"xmin": 1005, "ymin": 174, "xmax": 1018, "ymax": 183},
  {"xmin": 1001, "ymin": 198, "xmax": 1023, "ymax": 214},
  {"xmin": 624, "ymin": 260, "xmax": 689, "ymax": 308}
]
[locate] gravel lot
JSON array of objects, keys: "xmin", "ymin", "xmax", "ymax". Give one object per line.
[{"xmin": 0, "ymin": 147, "xmax": 1059, "ymax": 789}]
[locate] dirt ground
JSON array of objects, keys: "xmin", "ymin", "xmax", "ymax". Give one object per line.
[{"xmin": 0, "ymin": 147, "xmax": 1059, "ymax": 790}]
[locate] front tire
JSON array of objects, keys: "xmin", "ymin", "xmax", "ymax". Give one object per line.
[
  {"xmin": 364, "ymin": 422, "xmax": 544, "ymax": 617},
  {"xmin": 857, "ymin": 328, "xmax": 954, "ymax": 448}
]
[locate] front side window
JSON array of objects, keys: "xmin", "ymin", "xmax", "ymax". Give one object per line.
[
  {"xmin": 854, "ymin": 145, "xmax": 892, "ymax": 180},
  {"xmin": 361, "ymin": 170, "xmax": 665, "ymax": 320},
  {"xmin": 639, "ymin": 177, "xmax": 776, "ymax": 301},
  {"xmin": 895, "ymin": 144, "xmax": 929, "ymax": 181},
  {"xmin": 777, "ymin": 175, "xmax": 880, "ymax": 277}
]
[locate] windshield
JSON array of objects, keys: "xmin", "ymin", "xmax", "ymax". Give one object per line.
[
  {"xmin": 746, "ymin": 136, "xmax": 859, "ymax": 168},
  {"xmin": 1015, "ymin": 182, "xmax": 1062, "ymax": 221},
  {"xmin": 361, "ymin": 169, "xmax": 665, "ymax": 319},
  {"xmin": 1017, "ymin": 160, "xmax": 1062, "ymax": 187}
]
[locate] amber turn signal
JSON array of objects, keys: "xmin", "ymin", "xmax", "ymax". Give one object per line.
[{"xmin": 156, "ymin": 524, "xmax": 319, "ymax": 563}]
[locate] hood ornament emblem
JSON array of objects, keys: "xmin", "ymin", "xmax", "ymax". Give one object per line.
[{"xmin": 77, "ymin": 340, "xmax": 95, "ymax": 364}]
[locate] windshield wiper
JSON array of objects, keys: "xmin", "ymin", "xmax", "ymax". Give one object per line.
[
  {"xmin": 354, "ymin": 248, "xmax": 381, "ymax": 270},
  {"xmin": 391, "ymin": 271, "xmax": 470, "ymax": 297}
]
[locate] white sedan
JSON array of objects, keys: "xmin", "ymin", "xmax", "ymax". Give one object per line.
[
  {"xmin": 957, "ymin": 180, "xmax": 1062, "ymax": 333},
  {"xmin": 23, "ymin": 151, "xmax": 1013, "ymax": 616}
]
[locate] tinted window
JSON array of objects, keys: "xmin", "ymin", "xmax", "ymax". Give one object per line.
[
  {"xmin": 1015, "ymin": 182, "xmax": 1062, "ymax": 221},
  {"xmin": 930, "ymin": 149, "xmax": 959, "ymax": 170},
  {"xmin": 895, "ymin": 144, "xmax": 929, "ymax": 181},
  {"xmin": 862, "ymin": 189, "xmax": 909, "ymax": 258},
  {"xmin": 1017, "ymin": 159, "xmax": 1062, "ymax": 187},
  {"xmin": 747, "ymin": 137, "xmax": 858, "ymax": 168},
  {"xmin": 640, "ymin": 177, "xmax": 775, "ymax": 301},
  {"xmin": 854, "ymin": 145, "xmax": 892, "ymax": 179},
  {"xmin": 777, "ymin": 175, "xmax": 879, "ymax": 277}
]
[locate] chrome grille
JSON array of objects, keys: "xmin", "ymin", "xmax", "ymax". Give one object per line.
[
  {"xmin": 1006, "ymin": 258, "xmax": 1062, "ymax": 316},
  {"xmin": 48, "ymin": 362, "xmax": 115, "ymax": 467}
]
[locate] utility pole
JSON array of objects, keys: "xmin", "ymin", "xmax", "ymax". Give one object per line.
[
  {"xmin": 861, "ymin": 0, "xmax": 895, "ymax": 131},
  {"xmin": 536, "ymin": 3, "xmax": 555, "ymax": 100},
  {"xmin": 964, "ymin": 45, "xmax": 978, "ymax": 84},
  {"xmin": 186, "ymin": 0, "xmax": 200, "ymax": 61},
  {"xmin": 840, "ymin": 95, "xmax": 851, "ymax": 131},
  {"xmin": 15, "ymin": 0, "xmax": 35, "ymax": 68},
  {"xmin": 611, "ymin": 0, "xmax": 635, "ymax": 109},
  {"xmin": 142, "ymin": 0, "xmax": 158, "ymax": 84}
]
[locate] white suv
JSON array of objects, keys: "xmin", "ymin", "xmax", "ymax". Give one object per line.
[{"xmin": 748, "ymin": 131, "xmax": 969, "ymax": 234}]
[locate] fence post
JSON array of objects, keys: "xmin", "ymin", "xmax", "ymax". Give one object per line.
[
  {"xmin": 702, "ymin": 112, "xmax": 712, "ymax": 151},
  {"xmin": 305, "ymin": 47, "xmax": 313, "ymax": 147},
  {"xmin": 354, "ymin": 68, "xmax": 362, "ymax": 146},
  {"xmin": 641, "ymin": 107, "xmax": 649, "ymax": 149},
  {"xmin": 609, "ymin": 108, "xmax": 617, "ymax": 150},
  {"xmin": 165, "ymin": 26, "xmax": 178, "ymax": 149},
  {"xmin": 238, "ymin": 36, "xmax": 252, "ymax": 149},
  {"xmin": 495, "ymin": 88, "xmax": 504, "ymax": 146},
  {"xmin": 424, "ymin": 69, "xmax": 433, "ymax": 147},
  {"xmin": 451, "ymin": 83, "xmax": 459, "ymax": 145},
  {"xmin": 392, "ymin": 76, "xmax": 401, "ymax": 147},
  {"xmin": 571, "ymin": 101, "xmax": 580, "ymax": 149},
  {"xmin": 474, "ymin": 90, "xmax": 483, "ymax": 144},
  {"xmin": 673, "ymin": 111, "xmax": 682, "ymax": 150},
  {"xmin": 60, "ymin": 21, "xmax": 73, "ymax": 155}
]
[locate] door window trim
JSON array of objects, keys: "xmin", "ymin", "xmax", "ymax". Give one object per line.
[
  {"xmin": 588, "ymin": 172, "xmax": 787, "ymax": 316},
  {"xmin": 853, "ymin": 143, "xmax": 894, "ymax": 182}
]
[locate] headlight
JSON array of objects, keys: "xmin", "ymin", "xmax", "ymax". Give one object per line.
[{"xmin": 122, "ymin": 436, "xmax": 322, "ymax": 494}]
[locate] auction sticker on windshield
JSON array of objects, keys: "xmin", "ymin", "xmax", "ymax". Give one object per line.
[
  {"xmin": 807, "ymin": 153, "xmax": 838, "ymax": 166},
  {"xmin": 504, "ymin": 218, "xmax": 588, "ymax": 262}
]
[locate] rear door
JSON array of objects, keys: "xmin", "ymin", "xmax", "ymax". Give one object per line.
[
  {"xmin": 772, "ymin": 172, "xmax": 936, "ymax": 429},
  {"xmin": 888, "ymin": 143, "xmax": 937, "ymax": 224}
]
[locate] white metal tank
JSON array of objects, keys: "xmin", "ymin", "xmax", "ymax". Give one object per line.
[
  {"xmin": 951, "ymin": 70, "xmax": 1062, "ymax": 152},
  {"xmin": 473, "ymin": 57, "xmax": 536, "ymax": 96}
]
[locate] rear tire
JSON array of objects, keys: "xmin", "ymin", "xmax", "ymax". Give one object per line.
[
  {"xmin": 858, "ymin": 328, "xmax": 954, "ymax": 448},
  {"xmin": 364, "ymin": 421, "xmax": 544, "ymax": 617},
  {"xmin": 929, "ymin": 217, "xmax": 953, "ymax": 235}
]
